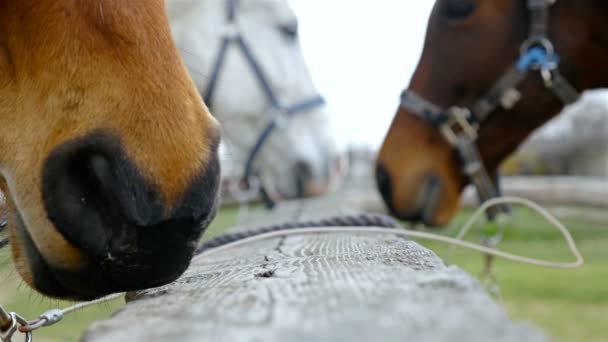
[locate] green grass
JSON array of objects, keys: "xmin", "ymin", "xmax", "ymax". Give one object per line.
[
  {"xmin": 415, "ymin": 209, "xmax": 608, "ymax": 341},
  {"xmin": 1, "ymin": 206, "xmax": 606, "ymax": 341}
]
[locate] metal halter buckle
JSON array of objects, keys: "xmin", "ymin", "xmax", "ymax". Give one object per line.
[{"xmin": 440, "ymin": 107, "xmax": 478, "ymax": 145}]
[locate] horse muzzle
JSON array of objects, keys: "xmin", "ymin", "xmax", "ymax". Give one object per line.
[{"xmin": 28, "ymin": 132, "xmax": 220, "ymax": 300}]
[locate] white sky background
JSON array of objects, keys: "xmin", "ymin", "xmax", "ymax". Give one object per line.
[{"xmin": 289, "ymin": 1, "xmax": 435, "ymax": 150}]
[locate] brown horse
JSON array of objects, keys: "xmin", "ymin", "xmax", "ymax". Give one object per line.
[
  {"xmin": 376, "ymin": 0, "xmax": 608, "ymax": 226},
  {"xmin": 0, "ymin": 0, "xmax": 220, "ymax": 300}
]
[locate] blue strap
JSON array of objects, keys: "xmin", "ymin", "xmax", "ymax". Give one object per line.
[
  {"xmin": 517, "ymin": 47, "xmax": 560, "ymax": 72},
  {"xmin": 242, "ymin": 96, "xmax": 326, "ymax": 184},
  {"xmin": 242, "ymin": 120, "xmax": 278, "ymax": 184},
  {"xmin": 204, "ymin": 37, "xmax": 232, "ymax": 108},
  {"xmin": 286, "ymin": 96, "xmax": 326, "ymax": 114},
  {"xmin": 227, "ymin": 0, "xmax": 237, "ymax": 22},
  {"xmin": 235, "ymin": 36, "xmax": 282, "ymax": 109}
]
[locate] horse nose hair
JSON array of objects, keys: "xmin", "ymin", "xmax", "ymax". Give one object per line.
[{"xmin": 375, "ymin": 163, "xmax": 394, "ymax": 209}]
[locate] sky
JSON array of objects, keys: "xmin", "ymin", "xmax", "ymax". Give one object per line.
[{"xmin": 288, "ymin": 1, "xmax": 435, "ymax": 149}]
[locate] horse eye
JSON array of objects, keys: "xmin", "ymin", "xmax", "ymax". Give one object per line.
[
  {"xmin": 443, "ymin": 0, "xmax": 475, "ymax": 20},
  {"xmin": 280, "ymin": 22, "xmax": 299, "ymax": 40}
]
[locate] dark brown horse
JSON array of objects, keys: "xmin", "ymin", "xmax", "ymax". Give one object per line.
[
  {"xmin": 376, "ymin": 0, "xmax": 608, "ymax": 226},
  {"xmin": 1, "ymin": 0, "xmax": 220, "ymax": 300}
]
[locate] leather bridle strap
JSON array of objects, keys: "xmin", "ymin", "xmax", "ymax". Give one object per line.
[
  {"xmin": 401, "ymin": 91, "xmax": 502, "ymax": 213},
  {"xmin": 400, "ymin": 0, "xmax": 580, "ymax": 215},
  {"xmin": 203, "ymin": 0, "xmax": 326, "ymax": 206},
  {"xmin": 0, "ymin": 220, "xmax": 7, "ymax": 250}
]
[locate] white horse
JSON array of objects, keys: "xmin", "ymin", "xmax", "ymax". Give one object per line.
[{"xmin": 167, "ymin": 0, "xmax": 341, "ymax": 203}]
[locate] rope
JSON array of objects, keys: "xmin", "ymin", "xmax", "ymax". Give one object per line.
[
  {"xmin": 196, "ymin": 213, "xmax": 399, "ymax": 254},
  {"xmin": 454, "ymin": 197, "xmax": 577, "ymax": 249},
  {"xmin": 16, "ymin": 293, "xmax": 124, "ymax": 334},
  {"xmin": 194, "ymin": 197, "xmax": 583, "ymax": 268},
  {"xmin": 0, "ymin": 196, "xmax": 584, "ymax": 341}
]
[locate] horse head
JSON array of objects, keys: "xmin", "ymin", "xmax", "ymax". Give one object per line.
[
  {"xmin": 377, "ymin": 0, "xmax": 608, "ymax": 226},
  {"xmin": 169, "ymin": 0, "xmax": 341, "ymax": 202},
  {"xmin": 0, "ymin": 0, "xmax": 220, "ymax": 300}
]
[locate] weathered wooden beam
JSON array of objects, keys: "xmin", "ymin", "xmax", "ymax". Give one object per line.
[{"xmin": 83, "ymin": 218, "xmax": 544, "ymax": 341}]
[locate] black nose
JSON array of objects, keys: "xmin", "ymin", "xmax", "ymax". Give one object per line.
[
  {"xmin": 41, "ymin": 133, "xmax": 220, "ymax": 293},
  {"xmin": 375, "ymin": 163, "xmax": 394, "ymax": 210}
]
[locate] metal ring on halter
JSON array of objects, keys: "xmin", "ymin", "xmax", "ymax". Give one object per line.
[
  {"xmin": 519, "ymin": 36, "xmax": 556, "ymax": 67},
  {"xmin": 0, "ymin": 312, "xmax": 32, "ymax": 342}
]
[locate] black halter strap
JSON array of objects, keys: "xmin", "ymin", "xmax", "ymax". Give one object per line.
[
  {"xmin": 0, "ymin": 219, "xmax": 8, "ymax": 249},
  {"xmin": 203, "ymin": 0, "xmax": 326, "ymax": 206},
  {"xmin": 401, "ymin": 0, "xmax": 579, "ymax": 216}
]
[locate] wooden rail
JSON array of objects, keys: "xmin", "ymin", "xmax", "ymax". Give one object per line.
[{"xmin": 83, "ymin": 203, "xmax": 543, "ymax": 342}]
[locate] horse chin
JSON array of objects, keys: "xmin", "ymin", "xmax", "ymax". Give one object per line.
[{"xmin": 9, "ymin": 210, "xmax": 85, "ymax": 300}]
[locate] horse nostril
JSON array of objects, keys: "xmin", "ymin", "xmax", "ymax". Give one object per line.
[
  {"xmin": 88, "ymin": 154, "xmax": 116, "ymax": 203},
  {"xmin": 294, "ymin": 161, "xmax": 313, "ymax": 198},
  {"xmin": 41, "ymin": 134, "xmax": 167, "ymax": 257},
  {"xmin": 375, "ymin": 163, "xmax": 394, "ymax": 209},
  {"xmin": 39, "ymin": 133, "xmax": 220, "ymax": 295}
]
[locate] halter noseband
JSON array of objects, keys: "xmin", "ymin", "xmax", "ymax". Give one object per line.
[
  {"xmin": 0, "ymin": 219, "xmax": 7, "ymax": 250},
  {"xmin": 401, "ymin": 0, "xmax": 579, "ymax": 216},
  {"xmin": 205, "ymin": 0, "xmax": 326, "ymax": 207}
]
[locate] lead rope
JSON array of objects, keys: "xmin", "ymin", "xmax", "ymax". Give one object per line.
[{"xmin": 0, "ymin": 196, "xmax": 584, "ymax": 341}]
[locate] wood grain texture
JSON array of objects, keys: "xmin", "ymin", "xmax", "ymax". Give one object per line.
[{"xmin": 83, "ymin": 226, "xmax": 544, "ymax": 341}]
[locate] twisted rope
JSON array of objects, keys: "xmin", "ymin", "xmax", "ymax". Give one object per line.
[{"xmin": 196, "ymin": 213, "xmax": 401, "ymax": 254}]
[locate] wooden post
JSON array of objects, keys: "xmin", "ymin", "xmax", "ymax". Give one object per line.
[{"xmin": 82, "ymin": 203, "xmax": 544, "ymax": 342}]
